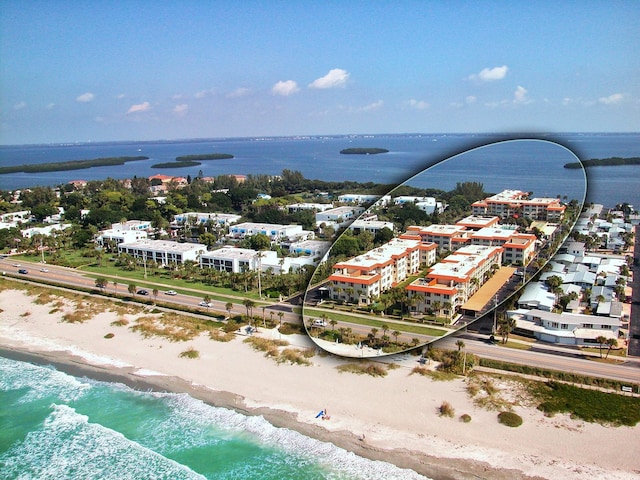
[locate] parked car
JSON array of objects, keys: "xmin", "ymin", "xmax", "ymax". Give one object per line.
[
  {"xmin": 165, "ymin": 290, "xmax": 177, "ymax": 296},
  {"xmin": 137, "ymin": 289, "xmax": 149, "ymax": 295},
  {"xmin": 18, "ymin": 269, "xmax": 28, "ymax": 274}
]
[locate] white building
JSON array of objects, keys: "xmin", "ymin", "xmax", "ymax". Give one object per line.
[
  {"xmin": 286, "ymin": 203, "xmax": 334, "ymax": 213},
  {"xmin": 22, "ymin": 223, "xmax": 72, "ymax": 239},
  {"xmin": 200, "ymin": 247, "xmax": 277, "ymax": 273},
  {"xmin": 315, "ymin": 206, "xmax": 365, "ymax": 227},
  {"xmin": 511, "ymin": 308, "xmax": 620, "ymax": 346},
  {"xmin": 228, "ymin": 222, "xmax": 313, "ymax": 243},
  {"xmin": 117, "ymin": 239, "xmax": 206, "ymax": 266},
  {"xmin": 96, "ymin": 228, "xmax": 148, "ymax": 247},
  {"xmin": 348, "ymin": 218, "xmax": 395, "ymax": 235},
  {"xmin": 174, "ymin": 212, "xmax": 241, "ymax": 226},
  {"xmin": 337, "ymin": 194, "xmax": 382, "ymax": 204}
]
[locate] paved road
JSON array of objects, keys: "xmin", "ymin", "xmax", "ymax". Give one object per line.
[
  {"xmin": 436, "ymin": 333, "xmax": 640, "ymax": 384},
  {"xmin": 628, "ymin": 225, "xmax": 640, "ymax": 357}
]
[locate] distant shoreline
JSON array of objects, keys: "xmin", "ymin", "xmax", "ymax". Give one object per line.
[{"xmin": 564, "ymin": 157, "xmax": 640, "ymax": 169}]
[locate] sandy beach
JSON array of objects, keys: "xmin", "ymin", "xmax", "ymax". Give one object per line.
[{"xmin": 1, "ymin": 285, "xmax": 639, "ymax": 480}]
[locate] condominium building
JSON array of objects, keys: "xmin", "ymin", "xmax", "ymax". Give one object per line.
[
  {"xmin": 173, "ymin": 212, "xmax": 241, "ymax": 226},
  {"xmin": 117, "ymin": 239, "xmax": 207, "ymax": 266},
  {"xmin": 407, "ymin": 245, "xmax": 503, "ymax": 317},
  {"xmin": 328, "ymin": 237, "xmax": 422, "ymax": 305},
  {"xmin": 200, "ymin": 247, "xmax": 277, "ymax": 273},
  {"xmin": 404, "ymin": 224, "xmax": 470, "ymax": 253},
  {"xmin": 471, "ymin": 189, "xmax": 566, "ymax": 221},
  {"xmin": 228, "ymin": 222, "xmax": 313, "ymax": 243}
]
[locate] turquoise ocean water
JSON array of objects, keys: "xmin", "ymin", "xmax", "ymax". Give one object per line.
[{"xmin": 0, "ymin": 356, "xmax": 428, "ymax": 480}]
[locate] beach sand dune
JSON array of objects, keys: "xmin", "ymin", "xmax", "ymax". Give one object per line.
[{"xmin": 1, "ymin": 287, "xmax": 638, "ymax": 480}]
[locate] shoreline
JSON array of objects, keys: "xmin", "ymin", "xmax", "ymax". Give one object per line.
[
  {"xmin": 0, "ymin": 345, "xmax": 539, "ymax": 480},
  {"xmin": 1, "ymin": 286, "xmax": 639, "ymax": 480}
]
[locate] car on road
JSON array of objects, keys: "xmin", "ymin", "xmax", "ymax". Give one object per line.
[
  {"xmin": 165, "ymin": 290, "xmax": 177, "ymax": 296},
  {"xmin": 13, "ymin": 263, "xmax": 21, "ymax": 267},
  {"xmin": 18, "ymin": 269, "xmax": 28, "ymax": 274},
  {"xmin": 40, "ymin": 268, "xmax": 49, "ymax": 272},
  {"xmin": 137, "ymin": 289, "xmax": 149, "ymax": 295},
  {"xmin": 311, "ymin": 319, "xmax": 327, "ymax": 327},
  {"xmin": 199, "ymin": 301, "xmax": 213, "ymax": 307}
]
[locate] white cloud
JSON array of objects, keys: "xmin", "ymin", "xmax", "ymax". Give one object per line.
[
  {"xmin": 13, "ymin": 101, "xmax": 26, "ymax": 110},
  {"xmin": 76, "ymin": 92, "xmax": 95, "ymax": 103},
  {"xmin": 173, "ymin": 104, "xmax": 188, "ymax": 116},
  {"xmin": 357, "ymin": 100, "xmax": 383, "ymax": 112},
  {"xmin": 513, "ymin": 85, "xmax": 529, "ymax": 104},
  {"xmin": 271, "ymin": 80, "xmax": 300, "ymax": 96},
  {"xmin": 194, "ymin": 88, "xmax": 215, "ymax": 99},
  {"xmin": 407, "ymin": 99, "xmax": 429, "ymax": 110},
  {"xmin": 465, "ymin": 95, "xmax": 477, "ymax": 104},
  {"xmin": 116, "ymin": 93, "xmax": 126, "ymax": 100},
  {"xmin": 227, "ymin": 87, "xmax": 251, "ymax": 98},
  {"xmin": 309, "ymin": 68, "xmax": 350, "ymax": 89},
  {"xmin": 46, "ymin": 103, "xmax": 56, "ymax": 110},
  {"xmin": 126, "ymin": 102, "xmax": 151, "ymax": 114},
  {"xmin": 468, "ymin": 65, "xmax": 508, "ymax": 82},
  {"xmin": 598, "ymin": 93, "xmax": 624, "ymax": 105}
]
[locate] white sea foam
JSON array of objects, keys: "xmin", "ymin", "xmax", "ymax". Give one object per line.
[
  {"xmin": 0, "ymin": 404, "xmax": 205, "ymax": 480},
  {"xmin": 0, "ymin": 356, "xmax": 90, "ymax": 403}
]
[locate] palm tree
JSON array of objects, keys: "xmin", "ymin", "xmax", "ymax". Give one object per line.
[
  {"xmin": 595, "ymin": 335, "xmax": 607, "ymax": 357},
  {"xmin": 152, "ymin": 288, "xmax": 158, "ymax": 302},
  {"xmin": 128, "ymin": 283, "xmax": 136, "ymax": 296},
  {"xmin": 95, "ymin": 277, "xmax": 107, "ymax": 291},
  {"xmin": 242, "ymin": 298, "xmax": 255, "ymax": 322},
  {"xmin": 203, "ymin": 294, "xmax": 212, "ymax": 309},
  {"xmin": 456, "ymin": 339, "xmax": 466, "ymax": 352},
  {"xmin": 329, "ymin": 318, "xmax": 338, "ymax": 330},
  {"xmin": 497, "ymin": 317, "xmax": 516, "ymax": 344},
  {"xmin": 277, "ymin": 311, "xmax": 284, "ymax": 328},
  {"xmin": 381, "ymin": 324, "xmax": 389, "ymax": 339},
  {"xmin": 225, "ymin": 302, "xmax": 233, "ymax": 318},
  {"xmin": 604, "ymin": 338, "xmax": 618, "ymax": 359},
  {"xmin": 392, "ymin": 330, "xmax": 401, "ymax": 345}
]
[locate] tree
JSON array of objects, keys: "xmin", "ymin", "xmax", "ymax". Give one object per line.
[
  {"xmin": 152, "ymin": 288, "xmax": 158, "ymax": 302},
  {"xmin": 128, "ymin": 283, "xmax": 136, "ymax": 296},
  {"xmin": 95, "ymin": 277, "xmax": 108, "ymax": 291},
  {"xmin": 203, "ymin": 294, "xmax": 212, "ymax": 309},
  {"xmin": 605, "ymin": 338, "xmax": 618, "ymax": 359},
  {"xmin": 595, "ymin": 335, "xmax": 607, "ymax": 358},
  {"xmin": 225, "ymin": 302, "xmax": 233, "ymax": 318},
  {"xmin": 392, "ymin": 330, "xmax": 401, "ymax": 345},
  {"xmin": 497, "ymin": 317, "xmax": 516, "ymax": 344},
  {"xmin": 277, "ymin": 311, "xmax": 284, "ymax": 327},
  {"xmin": 456, "ymin": 339, "xmax": 465, "ymax": 352},
  {"xmin": 243, "ymin": 298, "xmax": 256, "ymax": 321}
]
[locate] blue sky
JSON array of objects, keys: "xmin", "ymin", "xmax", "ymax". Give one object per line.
[{"xmin": 1, "ymin": 1, "xmax": 638, "ymax": 144}]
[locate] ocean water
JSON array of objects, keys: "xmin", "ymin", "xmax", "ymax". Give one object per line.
[
  {"xmin": 0, "ymin": 133, "xmax": 638, "ymax": 208},
  {"xmin": 0, "ymin": 356, "xmax": 429, "ymax": 480}
]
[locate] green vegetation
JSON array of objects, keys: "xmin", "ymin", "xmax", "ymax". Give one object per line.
[
  {"xmin": 0, "ymin": 156, "xmax": 148, "ymax": 174},
  {"xmin": 564, "ymin": 156, "xmax": 640, "ymax": 169},
  {"xmin": 438, "ymin": 401, "xmax": 455, "ymax": 417},
  {"xmin": 497, "ymin": 411, "xmax": 523, "ymax": 427},
  {"xmin": 340, "ymin": 147, "xmax": 389, "ymax": 155},
  {"xmin": 336, "ymin": 362, "xmax": 389, "ymax": 377},
  {"xmin": 175, "ymin": 153, "xmax": 234, "ymax": 161},
  {"xmin": 531, "ymin": 381, "xmax": 640, "ymax": 426},
  {"xmin": 478, "ymin": 358, "xmax": 639, "ymax": 392},
  {"xmin": 179, "ymin": 348, "xmax": 200, "ymax": 359},
  {"xmin": 459, "ymin": 413, "xmax": 472, "ymax": 423},
  {"xmin": 151, "ymin": 161, "xmax": 201, "ymax": 168},
  {"xmin": 103, "ymin": 333, "xmax": 115, "ymax": 339}
]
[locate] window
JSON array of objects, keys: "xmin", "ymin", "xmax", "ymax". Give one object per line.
[{"xmin": 582, "ymin": 323, "xmax": 593, "ymax": 329}]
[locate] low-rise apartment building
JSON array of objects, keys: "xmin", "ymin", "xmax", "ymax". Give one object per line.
[
  {"xmin": 228, "ymin": 222, "xmax": 313, "ymax": 243},
  {"xmin": 407, "ymin": 245, "xmax": 503, "ymax": 317},
  {"xmin": 117, "ymin": 239, "xmax": 207, "ymax": 266},
  {"xmin": 328, "ymin": 237, "xmax": 422, "ymax": 305}
]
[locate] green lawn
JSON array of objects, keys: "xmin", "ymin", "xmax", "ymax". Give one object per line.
[{"xmin": 304, "ymin": 307, "xmax": 448, "ymax": 337}]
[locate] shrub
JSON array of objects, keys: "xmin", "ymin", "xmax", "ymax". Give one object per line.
[
  {"xmin": 179, "ymin": 348, "xmax": 200, "ymax": 359},
  {"xmin": 111, "ymin": 318, "xmax": 129, "ymax": 327},
  {"xmin": 459, "ymin": 414, "xmax": 472, "ymax": 423},
  {"xmin": 20, "ymin": 311, "xmax": 31, "ymax": 317},
  {"xmin": 104, "ymin": 333, "xmax": 115, "ymax": 339},
  {"xmin": 337, "ymin": 362, "xmax": 388, "ymax": 377},
  {"xmin": 498, "ymin": 411, "xmax": 523, "ymax": 427},
  {"xmin": 439, "ymin": 401, "xmax": 455, "ymax": 417},
  {"xmin": 277, "ymin": 348, "xmax": 312, "ymax": 366}
]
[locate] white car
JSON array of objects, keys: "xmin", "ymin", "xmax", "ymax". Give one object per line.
[
  {"xmin": 40, "ymin": 268, "xmax": 49, "ymax": 272},
  {"xmin": 199, "ymin": 301, "xmax": 212, "ymax": 307},
  {"xmin": 165, "ymin": 290, "xmax": 177, "ymax": 296},
  {"xmin": 312, "ymin": 319, "xmax": 327, "ymax": 327}
]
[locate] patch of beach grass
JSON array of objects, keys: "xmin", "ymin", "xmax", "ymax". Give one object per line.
[
  {"xmin": 20, "ymin": 311, "xmax": 31, "ymax": 317},
  {"xmin": 459, "ymin": 413, "xmax": 472, "ymax": 423},
  {"xmin": 277, "ymin": 348, "xmax": 313, "ymax": 366},
  {"xmin": 336, "ymin": 362, "xmax": 388, "ymax": 377},
  {"xmin": 104, "ymin": 333, "xmax": 114, "ymax": 339},
  {"xmin": 209, "ymin": 329, "xmax": 236, "ymax": 342},
  {"xmin": 438, "ymin": 401, "xmax": 455, "ymax": 417},
  {"xmin": 179, "ymin": 348, "xmax": 200, "ymax": 359},
  {"xmin": 111, "ymin": 318, "xmax": 129, "ymax": 327}
]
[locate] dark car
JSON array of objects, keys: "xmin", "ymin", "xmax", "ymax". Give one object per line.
[
  {"xmin": 18, "ymin": 269, "xmax": 28, "ymax": 274},
  {"xmin": 137, "ymin": 289, "xmax": 149, "ymax": 295}
]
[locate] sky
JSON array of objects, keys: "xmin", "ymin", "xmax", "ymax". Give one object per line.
[{"xmin": 1, "ymin": 1, "xmax": 638, "ymax": 145}]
